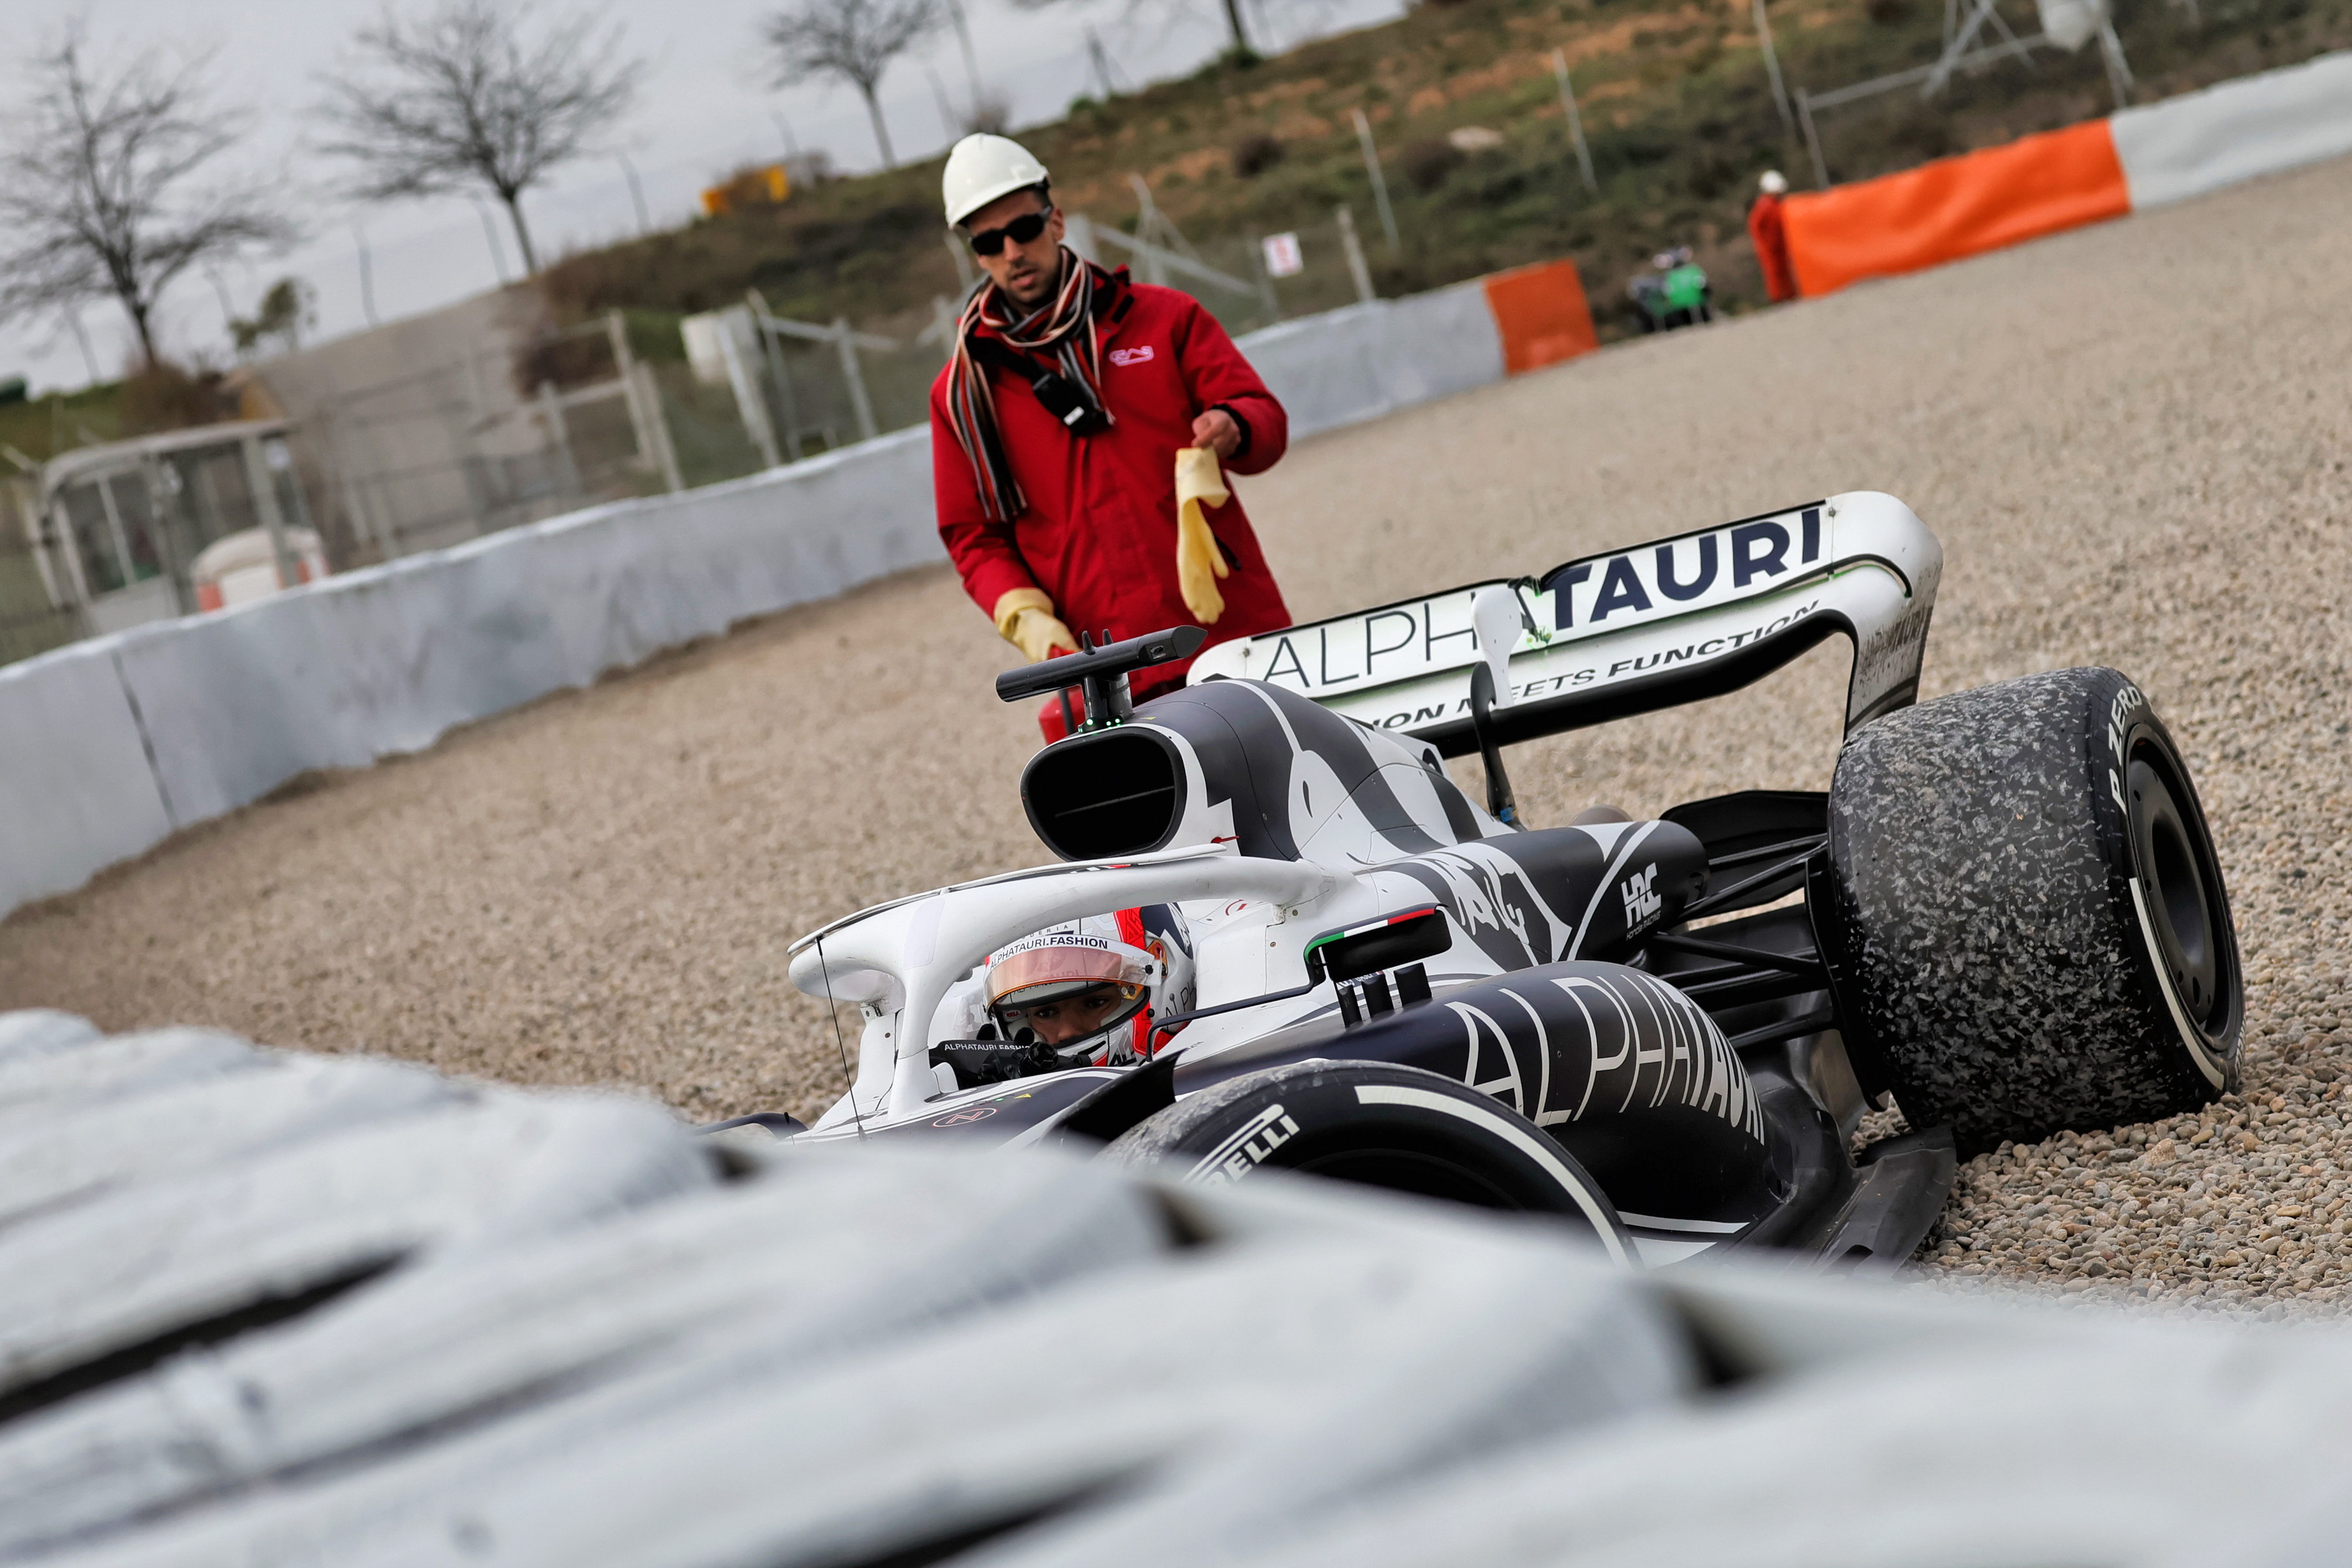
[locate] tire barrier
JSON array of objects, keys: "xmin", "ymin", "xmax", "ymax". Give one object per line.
[
  {"xmin": 2, "ymin": 1005, "xmax": 2347, "ymax": 1568},
  {"xmin": 0, "ymin": 269, "xmax": 1592, "ymax": 925},
  {"xmin": 1784, "ymin": 47, "xmax": 2352, "ymax": 297}
]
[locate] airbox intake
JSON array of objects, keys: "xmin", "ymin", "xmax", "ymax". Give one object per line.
[{"xmin": 1021, "ymin": 728, "xmax": 1188, "ymax": 861}]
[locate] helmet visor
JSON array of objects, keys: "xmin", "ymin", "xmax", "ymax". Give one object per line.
[{"xmin": 987, "ymin": 946, "xmax": 1150, "ymax": 1048}]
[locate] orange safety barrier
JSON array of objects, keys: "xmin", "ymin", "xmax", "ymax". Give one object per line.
[
  {"xmin": 1782, "ymin": 121, "xmax": 2131, "ymax": 298},
  {"xmin": 1482, "ymin": 260, "xmax": 1599, "ymax": 375}
]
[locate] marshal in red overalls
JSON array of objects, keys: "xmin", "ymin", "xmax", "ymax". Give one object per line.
[{"xmin": 929, "ymin": 264, "xmax": 1294, "ymax": 705}]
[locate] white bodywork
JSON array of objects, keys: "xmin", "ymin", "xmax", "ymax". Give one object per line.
[{"xmin": 794, "ymin": 492, "xmax": 1942, "ymax": 1132}]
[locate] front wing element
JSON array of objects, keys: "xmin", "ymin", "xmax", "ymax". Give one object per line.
[{"xmin": 1187, "ymin": 491, "xmax": 1943, "ymax": 757}]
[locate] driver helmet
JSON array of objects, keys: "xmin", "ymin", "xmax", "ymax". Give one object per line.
[{"xmin": 982, "ymin": 906, "xmax": 1194, "ymax": 1069}]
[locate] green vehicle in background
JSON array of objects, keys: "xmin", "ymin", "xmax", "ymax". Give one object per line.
[{"xmin": 1629, "ymin": 247, "xmax": 1713, "ymax": 333}]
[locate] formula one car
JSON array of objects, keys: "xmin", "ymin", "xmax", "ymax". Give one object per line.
[{"xmin": 758, "ymin": 493, "xmax": 2241, "ymax": 1269}]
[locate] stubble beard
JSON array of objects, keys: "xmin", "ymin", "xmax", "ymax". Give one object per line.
[{"xmin": 1002, "ymin": 249, "xmax": 1063, "ymax": 313}]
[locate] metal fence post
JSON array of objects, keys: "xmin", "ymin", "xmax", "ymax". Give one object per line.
[
  {"xmin": 606, "ymin": 310, "xmax": 680, "ymax": 493},
  {"xmin": 1551, "ymin": 51, "xmax": 1599, "ymax": 194},
  {"xmin": 716, "ymin": 311, "xmax": 782, "ymax": 470},
  {"xmin": 1245, "ymin": 229, "xmax": 1281, "ymax": 323},
  {"xmin": 240, "ymin": 431, "xmax": 303, "ymax": 589},
  {"xmin": 1753, "ymin": 0, "xmax": 1796, "ymax": 135},
  {"xmin": 1126, "ymin": 174, "xmax": 1177, "ymax": 287},
  {"xmin": 1351, "ymin": 108, "xmax": 1401, "ymax": 255},
  {"xmin": 632, "ymin": 362, "xmax": 685, "ymax": 493},
  {"xmin": 1796, "ymin": 87, "xmax": 1830, "ymax": 188},
  {"xmin": 834, "ymin": 317, "xmax": 879, "ymax": 445},
  {"xmin": 537, "ymin": 382, "xmax": 582, "ymax": 502},
  {"xmin": 943, "ymin": 230, "xmax": 977, "ymax": 295},
  {"xmin": 1336, "ymin": 206, "xmax": 1377, "ymax": 304},
  {"xmin": 329, "ymin": 413, "xmax": 398, "ymax": 561},
  {"xmin": 1064, "ymin": 212, "xmax": 1099, "ymax": 264},
  {"xmin": 747, "ymin": 290, "xmax": 808, "ymax": 462}
]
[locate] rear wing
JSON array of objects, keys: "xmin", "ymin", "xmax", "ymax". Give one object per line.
[{"xmin": 1186, "ymin": 490, "xmax": 1941, "ymax": 758}]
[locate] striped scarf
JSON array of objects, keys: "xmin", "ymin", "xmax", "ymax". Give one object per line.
[{"xmin": 944, "ymin": 248, "xmax": 1115, "ymax": 522}]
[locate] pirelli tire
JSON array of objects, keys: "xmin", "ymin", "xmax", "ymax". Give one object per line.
[
  {"xmin": 1822, "ymin": 666, "xmax": 2242, "ymax": 1155},
  {"xmin": 1102, "ymin": 1061, "xmax": 1633, "ymax": 1262}
]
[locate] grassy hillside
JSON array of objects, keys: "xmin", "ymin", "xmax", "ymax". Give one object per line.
[{"xmin": 541, "ymin": 0, "xmax": 2352, "ymax": 342}]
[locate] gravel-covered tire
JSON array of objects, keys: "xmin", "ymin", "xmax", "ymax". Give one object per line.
[
  {"xmin": 1102, "ymin": 1061, "xmax": 1632, "ymax": 1260},
  {"xmin": 1821, "ymin": 666, "xmax": 2241, "ymax": 1154}
]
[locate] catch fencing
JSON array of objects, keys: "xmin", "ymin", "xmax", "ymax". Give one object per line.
[
  {"xmin": 0, "ymin": 479, "xmax": 78, "ymax": 668},
  {"xmin": 0, "ymin": 265, "xmax": 1585, "ymax": 920}
]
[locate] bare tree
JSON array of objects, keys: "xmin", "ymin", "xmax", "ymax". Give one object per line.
[
  {"xmin": 314, "ymin": 0, "xmax": 643, "ymax": 276},
  {"xmin": 0, "ymin": 30, "xmax": 293, "ymax": 372},
  {"xmin": 760, "ymin": 0, "xmax": 939, "ymax": 170}
]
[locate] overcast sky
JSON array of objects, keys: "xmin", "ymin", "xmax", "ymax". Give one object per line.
[{"xmin": 3, "ymin": 0, "xmax": 1407, "ymax": 396}]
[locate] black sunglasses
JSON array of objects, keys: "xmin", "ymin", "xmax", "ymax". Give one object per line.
[{"xmin": 967, "ymin": 206, "xmax": 1054, "ymax": 257}]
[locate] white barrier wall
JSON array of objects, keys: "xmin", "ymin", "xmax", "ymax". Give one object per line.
[
  {"xmin": 0, "ymin": 647, "xmax": 175, "ymax": 914},
  {"xmin": 1237, "ymin": 282, "xmax": 1507, "ymax": 440},
  {"xmin": 2112, "ymin": 50, "xmax": 2352, "ymax": 210},
  {"xmin": 0, "ymin": 286, "xmax": 1521, "ymax": 920},
  {"xmin": 112, "ymin": 428, "xmax": 939, "ymax": 829}
]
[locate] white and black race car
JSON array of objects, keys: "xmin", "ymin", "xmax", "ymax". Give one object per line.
[{"xmin": 740, "ymin": 493, "xmax": 2241, "ymax": 1269}]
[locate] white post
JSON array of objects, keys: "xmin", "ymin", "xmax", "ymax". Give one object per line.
[
  {"xmin": 1752, "ymin": 0, "xmax": 1797, "ymax": 134},
  {"xmin": 716, "ymin": 312, "xmax": 781, "ymax": 470},
  {"xmin": 1336, "ymin": 205, "xmax": 1377, "ymax": 304},
  {"xmin": 1064, "ymin": 212, "xmax": 1099, "ymax": 264},
  {"xmin": 1351, "ymin": 108, "xmax": 1401, "ymax": 255},
  {"xmin": 1551, "ymin": 50, "xmax": 1600, "ymax": 195},
  {"xmin": 835, "ymin": 317, "xmax": 879, "ymax": 444}
]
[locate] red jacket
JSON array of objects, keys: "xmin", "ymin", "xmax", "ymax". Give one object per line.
[
  {"xmin": 1747, "ymin": 194, "xmax": 1797, "ymax": 304},
  {"xmin": 930, "ymin": 272, "xmax": 1292, "ymax": 695}
]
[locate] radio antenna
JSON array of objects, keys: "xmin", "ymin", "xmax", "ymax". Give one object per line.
[{"xmin": 814, "ymin": 934, "xmax": 867, "ymax": 1141}]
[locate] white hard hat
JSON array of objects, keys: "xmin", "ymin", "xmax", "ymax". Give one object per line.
[
  {"xmin": 1759, "ymin": 169, "xmax": 1789, "ymax": 195},
  {"xmin": 942, "ymin": 133, "xmax": 1051, "ymax": 227}
]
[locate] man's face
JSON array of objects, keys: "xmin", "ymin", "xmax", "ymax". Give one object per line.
[
  {"xmin": 1004, "ymin": 983, "xmax": 1129, "ymax": 1046},
  {"xmin": 964, "ymin": 188, "xmax": 1065, "ymax": 310}
]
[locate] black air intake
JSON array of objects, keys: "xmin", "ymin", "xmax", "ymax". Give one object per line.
[{"xmin": 1021, "ymin": 728, "xmax": 1187, "ymax": 861}]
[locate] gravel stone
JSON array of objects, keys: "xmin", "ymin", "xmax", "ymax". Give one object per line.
[{"xmin": 3, "ymin": 155, "xmax": 2348, "ymax": 1311}]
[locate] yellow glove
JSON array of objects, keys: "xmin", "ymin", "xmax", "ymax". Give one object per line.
[
  {"xmin": 991, "ymin": 588, "xmax": 1077, "ymax": 664},
  {"xmin": 1175, "ymin": 446, "xmax": 1230, "ymax": 625}
]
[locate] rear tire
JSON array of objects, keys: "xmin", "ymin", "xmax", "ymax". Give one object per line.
[
  {"xmin": 1103, "ymin": 1061, "xmax": 1632, "ymax": 1261},
  {"xmin": 1821, "ymin": 666, "xmax": 2241, "ymax": 1154}
]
